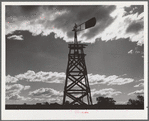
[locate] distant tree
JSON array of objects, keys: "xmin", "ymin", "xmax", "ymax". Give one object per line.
[
  {"xmin": 42, "ymin": 102, "xmax": 49, "ymax": 105},
  {"xmin": 127, "ymin": 95, "xmax": 144, "ymax": 106},
  {"xmin": 96, "ymin": 96, "xmax": 116, "ymax": 106},
  {"xmin": 64, "ymin": 100, "xmax": 70, "ymax": 105},
  {"xmin": 36, "ymin": 103, "xmax": 42, "ymax": 105},
  {"xmin": 50, "ymin": 102, "xmax": 61, "ymax": 106},
  {"xmin": 137, "ymin": 95, "xmax": 144, "ymax": 105}
]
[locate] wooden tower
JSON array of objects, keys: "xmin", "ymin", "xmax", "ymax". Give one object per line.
[{"xmin": 63, "ymin": 44, "xmax": 92, "ymax": 105}]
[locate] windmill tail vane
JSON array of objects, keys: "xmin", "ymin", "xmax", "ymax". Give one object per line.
[{"xmin": 72, "ymin": 17, "xmax": 96, "ymax": 44}]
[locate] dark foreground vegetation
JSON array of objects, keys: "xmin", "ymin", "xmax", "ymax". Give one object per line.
[
  {"xmin": 6, "ymin": 104, "xmax": 143, "ymax": 110},
  {"xmin": 6, "ymin": 95, "xmax": 144, "ymax": 110}
]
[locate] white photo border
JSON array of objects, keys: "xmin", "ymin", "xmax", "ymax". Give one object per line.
[{"xmin": 1, "ymin": 1, "xmax": 148, "ymax": 120}]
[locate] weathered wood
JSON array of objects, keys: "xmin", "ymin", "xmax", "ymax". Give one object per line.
[{"xmin": 63, "ymin": 44, "xmax": 92, "ymax": 105}]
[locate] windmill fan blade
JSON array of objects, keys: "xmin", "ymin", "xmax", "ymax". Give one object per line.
[{"xmin": 85, "ymin": 17, "xmax": 96, "ymax": 29}]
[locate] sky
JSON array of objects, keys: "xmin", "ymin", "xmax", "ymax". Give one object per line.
[{"xmin": 5, "ymin": 4, "xmax": 144, "ymax": 105}]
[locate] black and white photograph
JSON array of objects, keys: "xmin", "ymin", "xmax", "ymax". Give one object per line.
[{"xmin": 2, "ymin": 1, "xmax": 148, "ymax": 120}]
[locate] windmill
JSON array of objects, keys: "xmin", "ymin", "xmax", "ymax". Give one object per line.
[{"xmin": 63, "ymin": 17, "xmax": 96, "ymax": 106}]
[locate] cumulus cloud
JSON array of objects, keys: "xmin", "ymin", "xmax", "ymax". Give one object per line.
[
  {"xmin": 31, "ymin": 97, "xmax": 62, "ymax": 103},
  {"xmin": 33, "ymin": 98, "xmax": 45, "ymax": 101},
  {"xmin": 24, "ymin": 86, "xmax": 31, "ymax": 90},
  {"xmin": 7, "ymin": 35, "xmax": 23, "ymax": 40},
  {"xmin": 88, "ymin": 73, "xmax": 134, "ymax": 85},
  {"xmin": 6, "ymin": 84, "xmax": 30, "ymax": 95},
  {"xmin": 29, "ymin": 88, "xmax": 63, "ymax": 97},
  {"xmin": 138, "ymin": 79, "xmax": 144, "ymax": 82},
  {"xmin": 6, "ymin": 75, "xmax": 19, "ymax": 83},
  {"xmin": 6, "ymin": 84, "xmax": 24, "ymax": 94},
  {"xmin": 91, "ymin": 88, "xmax": 122, "ymax": 97},
  {"xmin": 15, "ymin": 70, "xmax": 65, "ymax": 83},
  {"xmin": 128, "ymin": 89, "xmax": 144, "ymax": 96},
  {"xmin": 6, "ymin": 94, "xmax": 32, "ymax": 101},
  {"xmin": 107, "ymin": 77, "xmax": 134, "ymax": 85},
  {"xmin": 6, "ymin": 5, "xmax": 144, "ymax": 45},
  {"xmin": 87, "ymin": 74, "xmax": 106, "ymax": 85},
  {"xmin": 134, "ymin": 82, "xmax": 144, "ymax": 87},
  {"xmin": 6, "ymin": 71, "xmax": 134, "ymax": 86},
  {"xmin": 47, "ymin": 97, "xmax": 62, "ymax": 103},
  {"xmin": 6, "ymin": 94, "xmax": 24, "ymax": 100},
  {"xmin": 6, "ymin": 84, "xmax": 31, "ymax": 101}
]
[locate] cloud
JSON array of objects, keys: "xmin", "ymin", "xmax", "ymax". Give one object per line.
[
  {"xmin": 88, "ymin": 73, "xmax": 134, "ymax": 85},
  {"xmin": 29, "ymin": 88, "xmax": 63, "ymax": 97},
  {"xmin": 6, "ymin": 5, "xmax": 144, "ymax": 45},
  {"xmin": 91, "ymin": 88, "xmax": 122, "ymax": 97},
  {"xmin": 6, "ymin": 94, "xmax": 32, "ymax": 101},
  {"xmin": 100, "ymin": 5, "xmax": 144, "ymax": 45},
  {"xmin": 14, "ymin": 70, "xmax": 65, "ymax": 83},
  {"xmin": 138, "ymin": 79, "xmax": 144, "ymax": 82},
  {"xmin": 6, "ymin": 5, "xmax": 115, "ymax": 41},
  {"xmin": 128, "ymin": 46, "xmax": 144, "ymax": 56},
  {"xmin": 123, "ymin": 5, "xmax": 144, "ymax": 16},
  {"xmin": 6, "ymin": 94, "xmax": 24, "ymax": 100},
  {"xmin": 31, "ymin": 97, "xmax": 62, "ymax": 103},
  {"xmin": 33, "ymin": 98, "xmax": 45, "ymax": 101},
  {"xmin": 7, "ymin": 70, "xmax": 134, "ymax": 87},
  {"xmin": 126, "ymin": 21, "xmax": 143, "ymax": 34},
  {"xmin": 134, "ymin": 82, "xmax": 144, "ymax": 87},
  {"xmin": 6, "ymin": 75, "xmax": 19, "ymax": 83},
  {"xmin": 6, "ymin": 84, "xmax": 31, "ymax": 98},
  {"xmin": 7, "ymin": 35, "xmax": 23, "ymax": 40},
  {"xmin": 115, "ymin": 101, "xmax": 127, "ymax": 105},
  {"xmin": 6, "ymin": 84, "xmax": 32, "ymax": 101},
  {"xmin": 128, "ymin": 89, "xmax": 144, "ymax": 96},
  {"xmin": 87, "ymin": 74, "xmax": 106, "ymax": 85},
  {"xmin": 24, "ymin": 86, "xmax": 31, "ymax": 90},
  {"xmin": 107, "ymin": 77, "xmax": 134, "ymax": 85},
  {"xmin": 7, "ymin": 71, "xmax": 134, "ymax": 86},
  {"xmin": 128, "ymin": 49, "xmax": 134, "ymax": 54},
  {"xmin": 6, "ymin": 84, "xmax": 24, "ymax": 94},
  {"xmin": 47, "ymin": 97, "xmax": 62, "ymax": 103}
]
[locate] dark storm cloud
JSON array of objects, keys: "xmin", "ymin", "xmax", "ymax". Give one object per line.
[
  {"xmin": 6, "ymin": 5, "xmax": 144, "ymax": 44},
  {"xmin": 50, "ymin": 5, "xmax": 116, "ymax": 39},
  {"xmin": 126, "ymin": 21, "xmax": 143, "ymax": 34},
  {"xmin": 6, "ymin": 5, "xmax": 116, "ymax": 42},
  {"xmin": 123, "ymin": 5, "xmax": 144, "ymax": 17},
  {"xmin": 6, "ymin": 6, "xmax": 40, "ymax": 19},
  {"xmin": 82, "ymin": 17, "xmax": 114, "ymax": 40}
]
